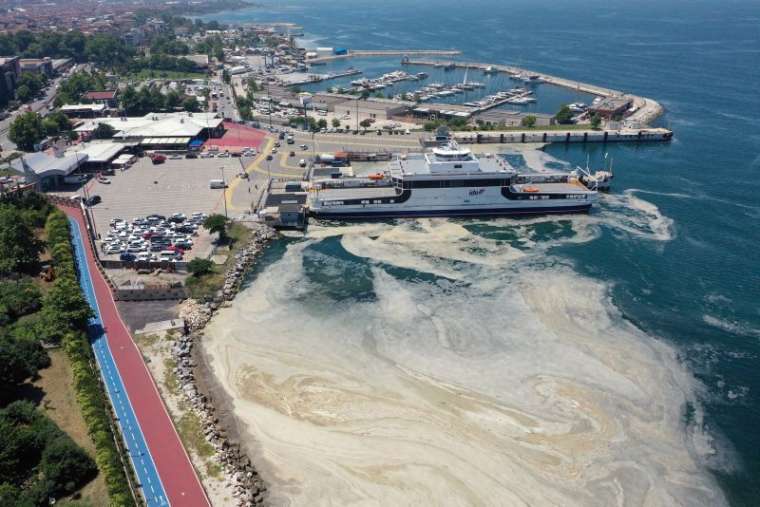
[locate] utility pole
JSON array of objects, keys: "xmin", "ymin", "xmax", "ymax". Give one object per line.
[
  {"xmin": 220, "ymin": 166, "xmax": 228, "ymax": 218},
  {"xmin": 355, "ymin": 97, "xmax": 359, "ymax": 132},
  {"xmin": 266, "ymin": 80, "xmax": 272, "ymax": 129}
]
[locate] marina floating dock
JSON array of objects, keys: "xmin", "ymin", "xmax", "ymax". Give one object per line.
[{"xmin": 403, "ymin": 59, "xmax": 664, "ymax": 127}]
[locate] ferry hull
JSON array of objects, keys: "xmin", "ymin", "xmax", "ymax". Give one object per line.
[{"xmin": 309, "ymin": 203, "xmax": 592, "ymax": 220}]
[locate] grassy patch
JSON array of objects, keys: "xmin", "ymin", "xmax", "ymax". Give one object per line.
[
  {"xmin": 177, "ymin": 411, "xmax": 215, "ymax": 458},
  {"xmin": 186, "ymin": 223, "xmax": 252, "ymax": 300},
  {"xmin": 125, "ymin": 69, "xmax": 206, "ymax": 81},
  {"xmin": 136, "ymin": 333, "xmax": 161, "ymax": 348},
  {"xmin": 163, "ymin": 357, "xmax": 179, "ymax": 396},
  {"xmin": 205, "ymin": 461, "xmax": 223, "ymax": 479}
]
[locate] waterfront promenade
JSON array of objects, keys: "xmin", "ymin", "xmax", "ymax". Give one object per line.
[{"xmin": 63, "ymin": 205, "xmax": 210, "ymax": 507}]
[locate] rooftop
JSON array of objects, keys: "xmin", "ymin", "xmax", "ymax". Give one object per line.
[
  {"xmin": 11, "ymin": 150, "xmax": 86, "ymax": 179},
  {"xmin": 66, "ymin": 140, "xmax": 127, "ymax": 163},
  {"xmin": 75, "ymin": 112, "xmax": 224, "ymax": 139},
  {"xmin": 83, "ymin": 90, "xmax": 117, "ymax": 101}
]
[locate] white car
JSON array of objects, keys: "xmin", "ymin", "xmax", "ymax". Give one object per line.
[{"xmin": 200, "ymin": 151, "xmax": 214, "ymax": 158}]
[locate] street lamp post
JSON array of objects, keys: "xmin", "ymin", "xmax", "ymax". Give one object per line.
[{"xmin": 220, "ymin": 166, "xmax": 228, "ymax": 218}]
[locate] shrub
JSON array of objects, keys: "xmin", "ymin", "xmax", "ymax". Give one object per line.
[{"xmin": 188, "ymin": 258, "xmax": 213, "ymax": 276}]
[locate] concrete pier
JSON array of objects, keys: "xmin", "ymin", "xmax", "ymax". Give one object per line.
[
  {"xmin": 309, "ymin": 49, "xmax": 461, "ymax": 64},
  {"xmin": 403, "ymin": 59, "xmax": 664, "ymax": 127},
  {"xmin": 442, "ymin": 128, "xmax": 673, "ymax": 145}
]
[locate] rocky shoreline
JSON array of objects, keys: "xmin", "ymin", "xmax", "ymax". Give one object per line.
[{"xmin": 174, "ymin": 223, "xmax": 275, "ymax": 506}]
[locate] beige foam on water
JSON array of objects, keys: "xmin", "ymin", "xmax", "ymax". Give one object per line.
[{"xmin": 202, "ymin": 201, "xmax": 723, "ymax": 507}]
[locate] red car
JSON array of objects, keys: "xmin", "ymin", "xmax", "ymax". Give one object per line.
[{"xmin": 150, "ymin": 153, "xmax": 166, "ymax": 164}]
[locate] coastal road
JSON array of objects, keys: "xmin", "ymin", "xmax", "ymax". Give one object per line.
[{"xmin": 62, "ymin": 204, "xmax": 210, "ymax": 507}]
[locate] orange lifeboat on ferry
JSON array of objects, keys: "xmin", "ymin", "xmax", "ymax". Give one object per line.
[
  {"xmin": 368, "ymin": 173, "xmax": 385, "ymax": 181},
  {"xmin": 523, "ymin": 185, "xmax": 540, "ymax": 193}
]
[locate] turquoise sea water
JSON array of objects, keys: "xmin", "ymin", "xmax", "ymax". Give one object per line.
[{"xmin": 201, "ymin": 1, "xmax": 760, "ymax": 504}]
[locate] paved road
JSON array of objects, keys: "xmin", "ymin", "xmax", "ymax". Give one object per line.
[
  {"xmin": 63, "ymin": 205, "xmax": 210, "ymax": 507},
  {"xmin": 0, "ymin": 75, "xmax": 65, "ymax": 151}
]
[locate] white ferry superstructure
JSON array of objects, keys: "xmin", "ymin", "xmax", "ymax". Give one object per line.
[{"xmin": 307, "ymin": 143, "xmax": 599, "ymax": 219}]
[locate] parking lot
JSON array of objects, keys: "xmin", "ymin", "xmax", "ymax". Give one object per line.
[{"xmin": 81, "ymin": 154, "xmax": 256, "ymax": 261}]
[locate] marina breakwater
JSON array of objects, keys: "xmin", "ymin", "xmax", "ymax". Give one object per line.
[
  {"xmin": 443, "ymin": 127, "xmax": 673, "ymax": 145},
  {"xmin": 308, "ymin": 49, "xmax": 461, "ymax": 63},
  {"xmin": 170, "ymin": 223, "xmax": 276, "ymax": 506}
]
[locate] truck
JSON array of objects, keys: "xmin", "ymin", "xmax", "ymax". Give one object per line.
[
  {"xmin": 208, "ymin": 179, "xmax": 227, "ymax": 189},
  {"xmin": 286, "ymin": 135, "xmax": 295, "ymax": 144}
]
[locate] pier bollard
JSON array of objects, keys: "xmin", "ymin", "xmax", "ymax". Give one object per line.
[
  {"xmin": 583, "ymin": 132, "xmax": 588, "ymax": 143},
  {"xmin": 603, "ymin": 131, "xmax": 608, "ymax": 143},
  {"xmin": 543, "ymin": 133, "xmax": 547, "ymax": 142},
  {"xmin": 500, "ymin": 133, "xmax": 504, "ymax": 143},
  {"xmin": 566, "ymin": 132, "xmax": 571, "ymax": 143},
  {"xmin": 521, "ymin": 133, "xmax": 526, "ymax": 143}
]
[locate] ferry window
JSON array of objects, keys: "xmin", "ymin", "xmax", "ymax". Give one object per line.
[{"xmin": 454, "ymin": 164, "xmax": 462, "ymax": 169}]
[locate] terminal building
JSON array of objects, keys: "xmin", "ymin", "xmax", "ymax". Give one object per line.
[
  {"xmin": 11, "ymin": 150, "xmax": 87, "ymax": 191},
  {"xmin": 74, "ymin": 112, "xmax": 225, "ymax": 150}
]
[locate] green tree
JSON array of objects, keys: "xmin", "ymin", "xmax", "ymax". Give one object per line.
[
  {"xmin": 590, "ymin": 113, "xmax": 602, "ymax": 129},
  {"xmin": 521, "ymin": 115, "xmax": 537, "ymax": 128},
  {"xmin": 8, "ymin": 112, "xmax": 45, "ymax": 152},
  {"xmin": 222, "ymin": 69, "xmax": 231, "ymax": 84},
  {"xmin": 187, "ymin": 258, "xmax": 213, "ymax": 276},
  {"xmin": 42, "ymin": 111, "xmax": 70, "ymax": 137},
  {"xmin": 182, "ymin": 95, "xmax": 200, "ymax": 113},
  {"xmin": 0, "ymin": 279, "xmax": 42, "ymax": 324},
  {"xmin": 164, "ymin": 90, "xmax": 182, "ymax": 110},
  {"xmin": 43, "ymin": 277, "xmax": 93, "ymax": 332},
  {"xmin": 359, "ymin": 118, "xmax": 372, "ymax": 129},
  {"xmin": 331, "ymin": 118, "xmax": 341, "ymax": 128},
  {"xmin": 0, "ymin": 333, "xmax": 49, "ymax": 402},
  {"xmin": 40, "ymin": 436, "xmax": 97, "ymax": 496},
  {"xmin": 14, "ymin": 84, "xmax": 32, "ymax": 103},
  {"xmin": 203, "ymin": 214, "xmax": 229, "ymax": 243},
  {"xmin": 554, "ymin": 105, "xmax": 574, "ymax": 125},
  {"xmin": 0, "ymin": 206, "xmax": 43, "ymax": 275},
  {"xmin": 91, "ymin": 122, "xmax": 116, "ymax": 139},
  {"xmin": 119, "ymin": 84, "xmax": 139, "ymax": 115},
  {"xmin": 317, "ymin": 118, "xmax": 328, "ymax": 130}
]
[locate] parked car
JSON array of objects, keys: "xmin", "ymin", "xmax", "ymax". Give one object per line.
[
  {"xmin": 150, "ymin": 153, "xmax": 166, "ymax": 164},
  {"xmin": 186, "ymin": 152, "xmax": 198, "ymax": 159},
  {"xmin": 298, "ymin": 159, "xmax": 307, "ymax": 167},
  {"xmin": 84, "ymin": 195, "xmax": 101, "ymax": 206},
  {"xmin": 120, "ymin": 252, "xmax": 136, "ymax": 262}
]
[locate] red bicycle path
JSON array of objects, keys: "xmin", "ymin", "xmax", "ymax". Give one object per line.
[{"xmin": 62, "ymin": 205, "xmax": 210, "ymax": 507}]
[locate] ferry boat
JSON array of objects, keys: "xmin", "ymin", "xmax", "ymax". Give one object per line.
[{"xmin": 307, "ymin": 142, "xmax": 599, "ymax": 219}]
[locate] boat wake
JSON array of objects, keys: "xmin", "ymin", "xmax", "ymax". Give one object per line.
[{"xmin": 202, "ymin": 194, "xmax": 726, "ymax": 507}]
